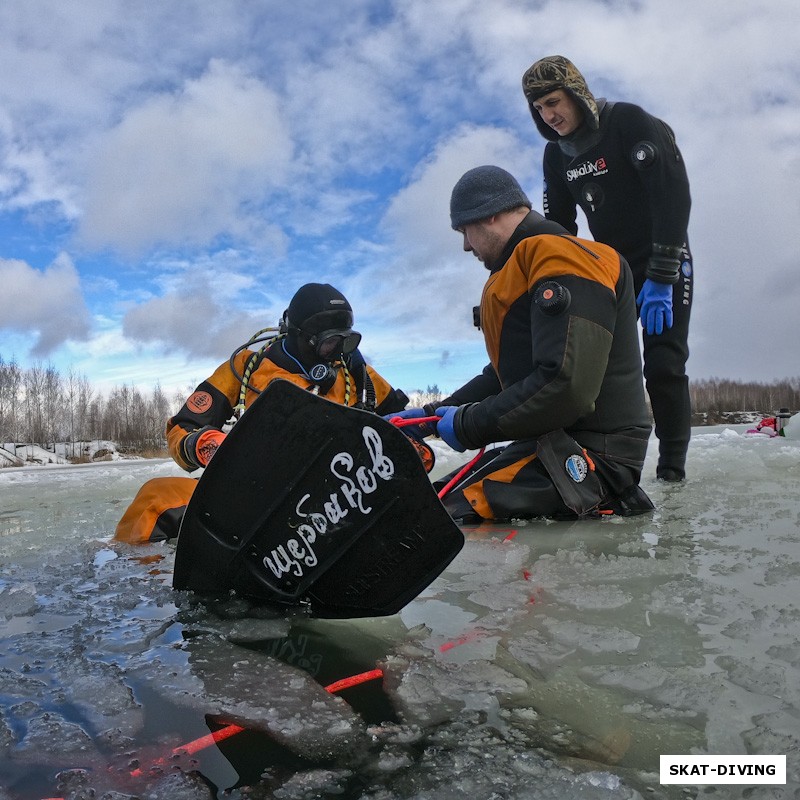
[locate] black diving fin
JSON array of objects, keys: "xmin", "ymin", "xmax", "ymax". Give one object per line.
[{"xmin": 173, "ymin": 379, "xmax": 463, "ymax": 618}]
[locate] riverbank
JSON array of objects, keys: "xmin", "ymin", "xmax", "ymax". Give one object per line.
[
  {"xmin": 0, "ymin": 440, "xmax": 146, "ymax": 468},
  {"xmin": 0, "ymin": 411, "xmax": 772, "ymax": 468},
  {"xmin": 690, "ymin": 410, "xmax": 763, "ymax": 426}
]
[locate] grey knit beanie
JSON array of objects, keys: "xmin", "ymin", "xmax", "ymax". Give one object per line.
[{"xmin": 450, "ymin": 166, "xmax": 531, "ymax": 229}]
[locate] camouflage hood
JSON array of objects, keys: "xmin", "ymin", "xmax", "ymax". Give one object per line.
[{"xmin": 522, "ymin": 55, "xmax": 599, "ymax": 141}]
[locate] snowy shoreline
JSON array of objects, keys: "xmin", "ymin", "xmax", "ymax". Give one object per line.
[
  {"xmin": 0, "ymin": 410, "xmax": 778, "ymax": 471},
  {"xmin": 0, "ymin": 439, "xmax": 142, "ymax": 469}
]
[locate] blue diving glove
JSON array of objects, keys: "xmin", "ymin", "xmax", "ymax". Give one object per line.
[
  {"xmin": 383, "ymin": 407, "xmax": 436, "ymax": 440},
  {"xmin": 636, "ymin": 279, "xmax": 673, "ymax": 336},
  {"xmin": 435, "ymin": 406, "xmax": 467, "ymax": 453}
]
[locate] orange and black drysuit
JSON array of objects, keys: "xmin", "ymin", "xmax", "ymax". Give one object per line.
[
  {"xmin": 434, "ymin": 211, "xmax": 654, "ymax": 521},
  {"xmin": 167, "ymin": 342, "xmax": 406, "ymax": 471},
  {"xmin": 115, "ymin": 342, "xmax": 407, "ymax": 543}
]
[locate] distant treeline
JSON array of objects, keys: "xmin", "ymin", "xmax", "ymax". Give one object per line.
[
  {"xmin": 1, "ymin": 357, "xmax": 798, "ymax": 450},
  {"xmin": 0, "ymin": 356, "xmax": 184, "ymax": 454},
  {"xmin": 688, "ymin": 377, "xmax": 799, "ymax": 423}
]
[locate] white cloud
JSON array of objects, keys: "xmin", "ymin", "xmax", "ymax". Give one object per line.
[
  {"xmin": 0, "ymin": 0, "xmax": 798, "ymax": 391},
  {"xmin": 0, "ymin": 254, "xmax": 91, "ymax": 355},
  {"xmin": 122, "ymin": 282, "xmax": 282, "ymax": 362},
  {"xmin": 79, "ymin": 59, "xmax": 293, "ymax": 254}
]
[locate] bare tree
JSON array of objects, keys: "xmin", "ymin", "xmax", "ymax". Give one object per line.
[
  {"xmin": 148, "ymin": 383, "xmax": 172, "ymax": 447},
  {"xmin": 42, "ymin": 365, "xmax": 64, "ymax": 449},
  {"xmin": 0, "ymin": 356, "xmax": 23, "ymax": 444},
  {"xmin": 61, "ymin": 369, "xmax": 94, "ymax": 458},
  {"xmin": 23, "ymin": 363, "xmax": 47, "ymax": 447},
  {"xmin": 87, "ymin": 396, "xmax": 106, "ymax": 442},
  {"xmin": 75, "ymin": 373, "xmax": 94, "ymax": 445}
]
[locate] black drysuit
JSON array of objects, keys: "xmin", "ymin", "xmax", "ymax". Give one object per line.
[{"xmin": 542, "ymin": 100, "xmax": 693, "ymax": 476}]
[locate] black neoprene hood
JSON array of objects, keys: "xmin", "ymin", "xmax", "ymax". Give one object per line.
[{"xmin": 287, "ymin": 283, "xmax": 354, "ymax": 333}]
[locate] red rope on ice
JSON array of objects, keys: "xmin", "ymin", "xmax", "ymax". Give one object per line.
[
  {"xmin": 128, "ymin": 725, "xmax": 248, "ymax": 778},
  {"xmin": 324, "ymin": 667, "xmax": 384, "ymax": 694},
  {"xmin": 438, "ymin": 631, "xmax": 485, "ymax": 652},
  {"xmin": 437, "ymin": 447, "xmax": 485, "ymax": 500},
  {"xmin": 48, "ymin": 668, "xmax": 386, "ymax": 796},
  {"xmin": 135, "ymin": 668, "xmax": 385, "ymax": 771}
]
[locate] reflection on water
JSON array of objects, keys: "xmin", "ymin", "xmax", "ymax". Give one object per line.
[
  {"xmin": 0, "ymin": 509, "xmax": 24, "ymax": 537},
  {"xmin": 0, "ymin": 434, "xmax": 799, "ymax": 798}
]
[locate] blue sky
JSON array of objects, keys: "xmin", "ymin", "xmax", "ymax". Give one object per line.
[{"xmin": 1, "ymin": 0, "xmax": 798, "ymax": 400}]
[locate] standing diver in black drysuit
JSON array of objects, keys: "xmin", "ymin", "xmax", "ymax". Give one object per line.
[{"xmin": 522, "ymin": 55, "xmax": 693, "ymax": 482}]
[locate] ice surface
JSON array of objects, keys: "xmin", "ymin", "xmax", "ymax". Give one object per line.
[
  {"xmin": 0, "ymin": 426, "xmax": 799, "ymax": 798},
  {"xmin": 127, "ymin": 631, "xmax": 369, "ymax": 761}
]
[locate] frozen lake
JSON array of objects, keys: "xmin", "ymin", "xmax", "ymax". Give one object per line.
[{"xmin": 0, "ymin": 426, "xmax": 798, "ymax": 799}]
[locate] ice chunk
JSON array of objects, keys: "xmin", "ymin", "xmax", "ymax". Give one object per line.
[
  {"xmin": 399, "ymin": 598, "xmax": 476, "ymax": 639},
  {"xmin": 271, "ymin": 768, "xmax": 354, "ymax": 799},
  {"xmin": 539, "ymin": 617, "xmax": 640, "ymax": 654},
  {"xmin": 548, "ymin": 584, "xmax": 633, "ymax": 611},
  {"xmin": 0, "ymin": 708, "xmax": 15, "ymax": 749},
  {"xmin": 382, "ymin": 653, "xmax": 527, "ymax": 727},
  {"xmin": 52, "ymin": 765, "xmax": 216, "ymax": 800},
  {"xmin": 506, "ymin": 627, "xmax": 577, "ymax": 675},
  {"xmin": 15, "ymin": 712, "xmax": 95, "ymax": 756},
  {"xmin": 375, "ymin": 715, "xmax": 646, "ymax": 798},
  {"xmin": 579, "ymin": 663, "xmax": 671, "ymax": 694},
  {"xmin": 140, "ymin": 770, "xmax": 217, "ymax": 800},
  {"xmin": 175, "ymin": 594, "xmax": 292, "ymax": 644},
  {"xmin": 716, "ymin": 655, "xmax": 790, "ymax": 700},
  {"xmin": 0, "ymin": 583, "xmax": 38, "ymax": 618},
  {"xmin": 52, "ymin": 653, "xmax": 144, "ymax": 739},
  {"xmin": 443, "ymin": 537, "xmax": 531, "ymax": 587},
  {"xmin": 132, "ymin": 632, "xmax": 369, "ymax": 761}
]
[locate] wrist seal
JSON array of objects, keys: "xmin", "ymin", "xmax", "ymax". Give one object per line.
[
  {"xmin": 645, "ymin": 244, "xmax": 682, "ymax": 284},
  {"xmin": 182, "ymin": 425, "xmax": 217, "ymax": 470},
  {"xmin": 452, "ymin": 403, "xmax": 483, "ymax": 451}
]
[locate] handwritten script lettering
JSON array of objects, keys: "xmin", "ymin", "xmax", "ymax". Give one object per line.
[{"xmin": 263, "ymin": 426, "xmax": 396, "ymax": 583}]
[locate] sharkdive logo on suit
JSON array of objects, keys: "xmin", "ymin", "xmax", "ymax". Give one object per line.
[
  {"xmin": 565, "ymin": 454, "xmax": 588, "ymax": 482},
  {"xmin": 567, "ymin": 157, "xmax": 608, "ymax": 181}
]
